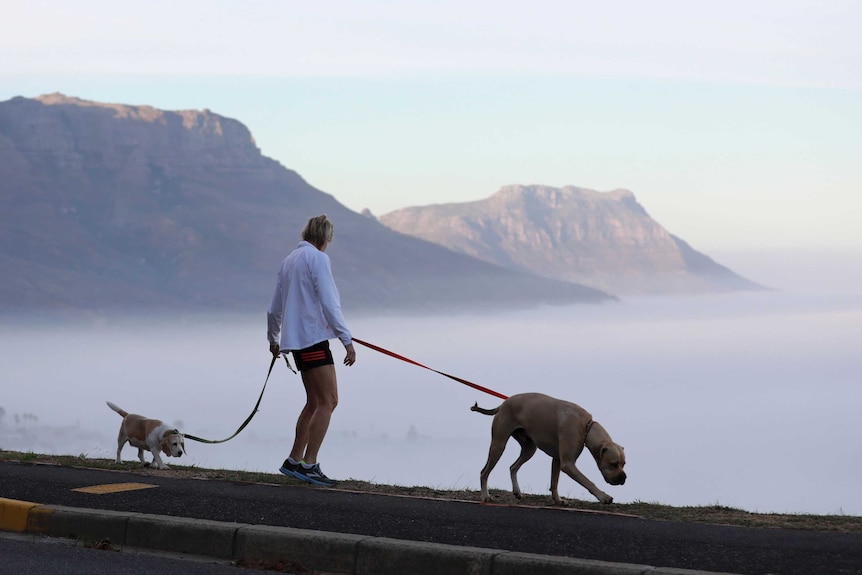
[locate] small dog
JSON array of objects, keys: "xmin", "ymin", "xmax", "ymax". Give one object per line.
[
  {"xmin": 106, "ymin": 401, "xmax": 185, "ymax": 469},
  {"xmin": 472, "ymin": 392, "xmax": 625, "ymax": 504}
]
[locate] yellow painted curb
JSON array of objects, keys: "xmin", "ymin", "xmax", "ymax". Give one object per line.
[
  {"xmin": 25, "ymin": 505, "xmax": 54, "ymax": 534},
  {"xmin": 0, "ymin": 497, "xmax": 39, "ymax": 532}
]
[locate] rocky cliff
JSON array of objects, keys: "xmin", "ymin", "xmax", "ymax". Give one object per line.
[
  {"xmin": 0, "ymin": 95, "xmax": 611, "ymax": 315},
  {"xmin": 379, "ymin": 185, "xmax": 760, "ymax": 294}
]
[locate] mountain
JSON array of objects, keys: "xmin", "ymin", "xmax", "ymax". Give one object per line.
[
  {"xmin": 378, "ymin": 185, "xmax": 761, "ymax": 295},
  {"xmin": 0, "ymin": 94, "xmax": 611, "ymax": 315}
]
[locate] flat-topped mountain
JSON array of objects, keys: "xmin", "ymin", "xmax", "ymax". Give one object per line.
[
  {"xmin": 0, "ymin": 95, "xmax": 610, "ymax": 315},
  {"xmin": 378, "ymin": 185, "xmax": 761, "ymax": 294}
]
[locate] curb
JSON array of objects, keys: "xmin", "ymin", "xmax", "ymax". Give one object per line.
[
  {"xmin": 0, "ymin": 498, "xmax": 738, "ymax": 575},
  {"xmin": 0, "ymin": 497, "xmax": 39, "ymax": 532}
]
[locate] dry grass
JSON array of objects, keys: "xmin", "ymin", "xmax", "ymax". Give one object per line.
[{"xmin": 2, "ymin": 449, "xmax": 860, "ymax": 534}]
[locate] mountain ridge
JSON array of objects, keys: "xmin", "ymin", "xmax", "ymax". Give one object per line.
[
  {"xmin": 378, "ymin": 184, "xmax": 760, "ymax": 295},
  {"xmin": 0, "ymin": 94, "xmax": 612, "ymax": 315}
]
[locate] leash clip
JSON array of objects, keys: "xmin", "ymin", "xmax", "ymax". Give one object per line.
[{"xmin": 281, "ymin": 352, "xmax": 297, "ymax": 374}]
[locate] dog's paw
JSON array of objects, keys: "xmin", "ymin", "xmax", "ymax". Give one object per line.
[
  {"xmin": 598, "ymin": 493, "xmax": 614, "ymax": 504},
  {"xmin": 143, "ymin": 462, "xmax": 151, "ymax": 468}
]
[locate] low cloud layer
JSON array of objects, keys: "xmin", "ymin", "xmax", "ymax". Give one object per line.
[{"xmin": 2, "ymin": 263, "xmax": 860, "ymax": 515}]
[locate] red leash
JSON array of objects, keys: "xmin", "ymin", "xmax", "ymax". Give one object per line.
[{"xmin": 352, "ymin": 337, "xmax": 509, "ymax": 401}]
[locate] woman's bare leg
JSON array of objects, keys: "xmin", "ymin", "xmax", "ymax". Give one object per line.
[{"xmin": 290, "ymin": 364, "xmax": 338, "ymax": 464}]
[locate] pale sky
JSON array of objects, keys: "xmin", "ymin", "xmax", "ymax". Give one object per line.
[{"xmin": 2, "ymin": 0, "xmax": 860, "ymax": 251}]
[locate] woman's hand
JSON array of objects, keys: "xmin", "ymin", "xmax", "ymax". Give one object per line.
[
  {"xmin": 344, "ymin": 343, "xmax": 356, "ymax": 366},
  {"xmin": 269, "ymin": 342, "xmax": 280, "ymax": 358}
]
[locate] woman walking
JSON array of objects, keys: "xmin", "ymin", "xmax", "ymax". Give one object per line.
[{"xmin": 267, "ymin": 214, "xmax": 356, "ymax": 486}]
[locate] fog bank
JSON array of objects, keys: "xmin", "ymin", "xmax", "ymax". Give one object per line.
[{"xmin": 2, "ymin": 254, "xmax": 860, "ymax": 516}]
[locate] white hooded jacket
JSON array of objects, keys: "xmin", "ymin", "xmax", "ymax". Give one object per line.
[{"xmin": 267, "ymin": 241, "xmax": 352, "ymax": 351}]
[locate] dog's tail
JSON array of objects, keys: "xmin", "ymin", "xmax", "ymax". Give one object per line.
[
  {"xmin": 470, "ymin": 402, "xmax": 499, "ymax": 416},
  {"xmin": 106, "ymin": 401, "xmax": 128, "ymax": 417}
]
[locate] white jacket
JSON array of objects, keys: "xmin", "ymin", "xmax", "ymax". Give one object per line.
[{"xmin": 267, "ymin": 241, "xmax": 352, "ymax": 351}]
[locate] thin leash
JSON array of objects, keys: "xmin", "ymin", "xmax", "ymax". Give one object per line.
[
  {"xmin": 184, "ymin": 354, "xmax": 294, "ymax": 444},
  {"xmin": 352, "ymin": 337, "xmax": 509, "ymax": 400},
  {"xmin": 185, "ymin": 336, "xmax": 506, "ymax": 444}
]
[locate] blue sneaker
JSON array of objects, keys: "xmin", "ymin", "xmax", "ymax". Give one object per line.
[
  {"xmin": 279, "ymin": 459, "xmax": 302, "ymax": 478},
  {"xmin": 292, "ymin": 462, "xmax": 337, "ymax": 487}
]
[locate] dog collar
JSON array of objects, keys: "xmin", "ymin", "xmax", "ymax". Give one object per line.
[{"xmin": 584, "ymin": 420, "xmax": 594, "ymax": 444}]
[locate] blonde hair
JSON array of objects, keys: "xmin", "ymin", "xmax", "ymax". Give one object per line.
[{"xmin": 301, "ymin": 214, "xmax": 334, "ymax": 248}]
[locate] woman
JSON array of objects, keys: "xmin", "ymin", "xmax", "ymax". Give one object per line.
[{"xmin": 267, "ymin": 214, "xmax": 356, "ymax": 486}]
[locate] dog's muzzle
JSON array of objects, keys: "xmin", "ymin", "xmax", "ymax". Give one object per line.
[{"xmin": 604, "ymin": 470, "xmax": 626, "ymax": 485}]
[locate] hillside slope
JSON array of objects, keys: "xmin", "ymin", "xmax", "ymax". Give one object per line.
[
  {"xmin": 379, "ymin": 185, "xmax": 761, "ymax": 294},
  {"xmin": 0, "ymin": 95, "xmax": 610, "ymax": 315}
]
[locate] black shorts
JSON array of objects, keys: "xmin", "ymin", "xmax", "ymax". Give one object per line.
[{"xmin": 292, "ymin": 340, "xmax": 334, "ymax": 372}]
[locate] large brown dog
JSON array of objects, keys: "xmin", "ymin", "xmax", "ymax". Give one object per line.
[
  {"xmin": 472, "ymin": 392, "xmax": 626, "ymax": 504},
  {"xmin": 106, "ymin": 401, "xmax": 185, "ymax": 469}
]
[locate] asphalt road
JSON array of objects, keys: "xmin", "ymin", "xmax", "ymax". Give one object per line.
[
  {"xmin": 0, "ymin": 532, "xmax": 288, "ymax": 575},
  {"xmin": 2, "ymin": 461, "xmax": 861, "ymax": 575}
]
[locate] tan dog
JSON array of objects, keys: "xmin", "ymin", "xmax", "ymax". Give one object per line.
[
  {"xmin": 472, "ymin": 392, "xmax": 626, "ymax": 504},
  {"xmin": 106, "ymin": 401, "xmax": 185, "ymax": 469}
]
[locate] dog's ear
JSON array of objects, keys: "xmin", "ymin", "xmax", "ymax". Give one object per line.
[{"xmin": 161, "ymin": 438, "xmax": 172, "ymax": 457}]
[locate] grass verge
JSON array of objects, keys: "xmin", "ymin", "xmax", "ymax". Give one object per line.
[{"xmin": 2, "ymin": 449, "xmax": 859, "ymax": 534}]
